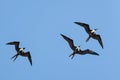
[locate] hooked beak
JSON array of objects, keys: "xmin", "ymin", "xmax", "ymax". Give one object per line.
[
  {"xmin": 95, "ymin": 28, "xmax": 98, "ymax": 31},
  {"xmin": 78, "ymin": 45, "xmax": 81, "ymax": 48}
]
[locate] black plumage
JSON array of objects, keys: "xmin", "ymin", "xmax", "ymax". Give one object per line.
[
  {"xmin": 74, "ymin": 22, "xmax": 104, "ymax": 48},
  {"xmin": 6, "ymin": 41, "xmax": 32, "ymax": 66},
  {"xmin": 61, "ymin": 34, "xmax": 99, "ymax": 59}
]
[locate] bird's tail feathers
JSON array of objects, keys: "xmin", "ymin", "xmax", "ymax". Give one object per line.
[
  {"xmin": 11, "ymin": 54, "xmax": 19, "ymax": 61},
  {"xmin": 86, "ymin": 36, "xmax": 91, "ymax": 42},
  {"xmin": 69, "ymin": 52, "xmax": 75, "ymax": 59}
]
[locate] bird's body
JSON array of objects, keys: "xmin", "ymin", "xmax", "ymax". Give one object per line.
[
  {"xmin": 6, "ymin": 41, "xmax": 32, "ymax": 66},
  {"xmin": 91, "ymin": 29, "xmax": 96, "ymax": 34},
  {"xmin": 61, "ymin": 34, "xmax": 99, "ymax": 59},
  {"xmin": 74, "ymin": 22, "xmax": 104, "ymax": 48},
  {"xmin": 76, "ymin": 46, "xmax": 80, "ymax": 51}
]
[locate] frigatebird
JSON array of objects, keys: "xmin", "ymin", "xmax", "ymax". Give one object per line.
[
  {"xmin": 6, "ymin": 41, "xmax": 32, "ymax": 66},
  {"xmin": 74, "ymin": 22, "xmax": 104, "ymax": 48},
  {"xmin": 61, "ymin": 34, "xmax": 99, "ymax": 59}
]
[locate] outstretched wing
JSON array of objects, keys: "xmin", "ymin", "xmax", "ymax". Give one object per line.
[
  {"xmin": 92, "ymin": 34, "xmax": 103, "ymax": 48},
  {"xmin": 74, "ymin": 22, "xmax": 91, "ymax": 34},
  {"xmin": 6, "ymin": 41, "xmax": 20, "ymax": 52},
  {"xmin": 82, "ymin": 49, "xmax": 99, "ymax": 56},
  {"xmin": 24, "ymin": 51, "xmax": 32, "ymax": 66},
  {"xmin": 61, "ymin": 34, "xmax": 76, "ymax": 51}
]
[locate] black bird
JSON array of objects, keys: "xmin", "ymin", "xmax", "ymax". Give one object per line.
[
  {"xmin": 6, "ymin": 41, "xmax": 32, "ymax": 66},
  {"xmin": 61, "ymin": 34, "xmax": 99, "ymax": 59},
  {"xmin": 74, "ymin": 22, "xmax": 104, "ymax": 48}
]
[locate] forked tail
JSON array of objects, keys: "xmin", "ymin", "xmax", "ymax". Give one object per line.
[
  {"xmin": 69, "ymin": 52, "xmax": 75, "ymax": 59},
  {"xmin": 11, "ymin": 54, "xmax": 19, "ymax": 61},
  {"xmin": 86, "ymin": 36, "xmax": 91, "ymax": 42}
]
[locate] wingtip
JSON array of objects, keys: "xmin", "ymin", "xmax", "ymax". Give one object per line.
[
  {"xmin": 97, "ymin": 54, "xmax": 100, "ymax": 56},
  {"xmin": 74, "ymin": 22, "xmax": 76, "ymax": 23},
  {"xmin": 60, "ymin": 34, "xmax": 64, "ymax": 37},
  {"xmin": 74, "ymin": 22, "xmax": 78, "ymax": 24},
  {"xmin": 6, "ymin": 43, "xmax": 8, "ymax": 45},
  {"xmin": 6, "ymin": 43, "xmax": 10, "ymax": 45},
  {"xmin": 92, "ymin": 52, "xmax": 100, "ymax": 56},
  {"xmin": 100, "ymin": 44, "xmax": 104, "ymax": 49},
  {"xmin": 102, "ymin": 46, "xmax": 104, "ymax": 49},
  {"xmin": 60, "ymin": 33, "xmax": 63, "ymax": 35},
  {"xmin": 95, "ymin": 53, "xmax": 100, "ymax": 56}
]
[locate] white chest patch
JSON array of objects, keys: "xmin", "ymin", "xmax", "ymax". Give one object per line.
[
  {"xmin": 19, "ymin": 48, "xmax": 24, "ymax": 52},
  {"xmin": 91, "ymin": 29, "xmax": 96, "ymax": 34},
  {"xmin": 76, "ymin": 46, "xmax": 80, "ymax": 51}
]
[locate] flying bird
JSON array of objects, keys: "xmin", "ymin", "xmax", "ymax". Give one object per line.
[
  {"xmin": 74, "ymin": 22, "xmax": 104, "ymax": 48},
  {"xmin": 61, "ymin": 34, "xmax": 99, "ymax": 59},
  {"xmin": 6, "ymin": 41, "xmax": 32, "ymax": 66}
]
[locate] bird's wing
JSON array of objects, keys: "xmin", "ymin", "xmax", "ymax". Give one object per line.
[
  {"xmin": 61, "ymin": 34, "xmax": 76, "ymax": 51},
  {"xmin": 82, "ymin": 49, "xmax": 99, "ymax": 56},
  {"xmin": 74, "ymin": 22, "xmax": 91, "ymax": 34},
  {"xmin": 6, "ymin": 41, "xmax": 20, "ymax": 52},
  {"xmin": 92, "ymin": 34, "xmax": 103, "ymax": 48},
  {"xmin": 24, "ymin": 51, "xmax": 32, "ymax": 66}
]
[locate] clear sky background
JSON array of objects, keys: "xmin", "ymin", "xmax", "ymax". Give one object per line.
[{"xmin": 1, "ymin": 0, "xmax": 120, "ymax": 80}]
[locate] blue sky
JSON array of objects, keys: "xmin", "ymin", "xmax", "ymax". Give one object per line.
[{"xmin": 1, "ymin": 0, "xmax": 120, "ymax": 80}]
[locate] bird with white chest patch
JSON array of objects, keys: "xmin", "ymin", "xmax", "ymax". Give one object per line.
[
  {"xmin": 19, "ymin": 48, "xmax": 25, "ymax": 52},
  {"xmin": 91, "ymin": 29, "xmax": 97, "ymax": 34},
  {"xmin": 74, "ymin": 22, "xmax": 104, "ymax": 49},
  {"xmin": 61, "ymin": 34, "xmax": 99, "ymax": 59},
  {"xmin": 76, "ymin": 46, "xmax": 80, "ymax": 51},
  {"xmin": 6, "ymin": 41, "xmax": 32, "ymax": 66}
]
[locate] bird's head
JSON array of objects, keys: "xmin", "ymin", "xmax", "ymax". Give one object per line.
[
  {"xmin": 94, "ymin": 28, "xmax": 98, "ymax": 31},
  {"xmin": 91, "ymin": 28, "xmax": 98, "ymax": 34},
  {"xmin": 78, "ymin": 45, "xmax": 80, "ymax": 48},
  {"xmin": 23, "ymin": 48, "xmax": 25, "ymax": 50},
  {"xmin": 19, "ymin": 47, "xmax": 25, "ymax": 52},
  {"xmin": 77, "ymin": 45, "xmax": 81, "ymax": 51}
]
